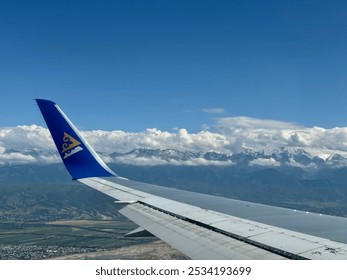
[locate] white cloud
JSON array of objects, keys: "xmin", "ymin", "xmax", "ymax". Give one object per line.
[
  {"xmin": 0, "ymin": 125, "xmax": 57, "ymax": 165},
  {"xmin": 0, "ymin": 125, "xmax": 54, "ymax": 150},
  {"xmin": 249, "ymin": 158, "xmax": 281, "ymax": 167},
  {"xmin": 214, "ymin": 117, "xmax": 347, "ymax": 158},
  {"xmin": 3, "ymin": 116, "xmax": 347, "ymax": 165},
  {"xmin": 0, "ymin": 151, "xmax": 37, "ymax": 165},
  {"xmin": 82, "ymin": 128, "xmax": 231, "ymax": 154}
]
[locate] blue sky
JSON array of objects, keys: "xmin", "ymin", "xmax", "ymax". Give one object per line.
[{"xmin": 1, "ymin": 0, "xmax": 347, "ymax": 132}]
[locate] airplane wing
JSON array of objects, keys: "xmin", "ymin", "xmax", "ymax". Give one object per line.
[{"xmin": 36, "ymin": 99, "xmax": 347, "ymax": 260}]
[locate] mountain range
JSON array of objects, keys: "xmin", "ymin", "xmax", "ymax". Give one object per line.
[
  {"xmin": 11, "ymin": 146, "xmax": 347, "ymax": 169},
  {"xmin": 107, "ymin": 147, "xmax": 337, "ymax": 168},
  {"xmin": 1, "ymin": 147, "xmax": 347, "ymax": 218}
]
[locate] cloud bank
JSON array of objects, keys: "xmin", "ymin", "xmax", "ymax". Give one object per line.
[{"xmin": 2, "ymin": 117, "xmax": 347, "ymax": 165}]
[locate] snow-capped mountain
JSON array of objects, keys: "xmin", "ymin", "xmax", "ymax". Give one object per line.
[
  {"xmin": 3, "ymin": 124, "xmax": 347, "ymax": 169},
  {"xmin": 106, "ymin": 147, "xmax": 347, "ymax": 169},
  {"xmin": 3, "ymin": 146, "xmax": 347, "ymax": 171}
]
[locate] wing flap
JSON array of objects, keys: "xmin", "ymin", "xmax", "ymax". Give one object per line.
[{"xmin": 120, "ymin": 203, "xmax": 287, "ymax": 260}]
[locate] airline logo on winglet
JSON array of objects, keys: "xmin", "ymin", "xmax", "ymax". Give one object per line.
[{"xmin": 61, "ymin": 132, "xmax": 83, "ymax": 159}]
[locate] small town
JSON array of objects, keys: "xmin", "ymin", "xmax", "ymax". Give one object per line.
[{"xmin": 0, "ymin": 244, "xmax": 96, "ymax": 260}]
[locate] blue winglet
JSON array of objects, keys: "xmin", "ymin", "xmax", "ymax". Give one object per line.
[{"xmin": 36, "ymin": 99, "xmax": 117, "ymax": 179}]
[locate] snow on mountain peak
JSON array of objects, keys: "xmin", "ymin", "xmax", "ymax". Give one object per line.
[{"xmin": 2, "ymin": 122, "xmax": 347, "ymax": 168}]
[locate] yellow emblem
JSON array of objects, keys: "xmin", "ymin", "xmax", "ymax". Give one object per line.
[
  {"xmin": 61, "ymin": 132, "xmax": 83, "ymax": 159},
  {"xmin": 61, "ymin": 132, "xmax": 81, "ymax": 153}
]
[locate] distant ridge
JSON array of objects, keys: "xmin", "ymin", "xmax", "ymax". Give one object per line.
[{"xmin": 5, "ymin": 147, "xmax": 347, "ymax": 170}]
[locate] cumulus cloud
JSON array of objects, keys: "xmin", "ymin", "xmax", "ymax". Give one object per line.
[
  {"xmin": 0, "ymin": 125, "xmax": 57, "ymax": 165},
  {"xmin": 3, "ymin": 116, "xmax": 347, "ymax": 165},
  {"xmin": 0, "ymin": 148, "xmax": 37, "ymax": 165},
  {"xmin": 0, "ymin": 125, "xmax": 54, "ymax": 150},
  {"xmin": 82, "ymin": 128, "xmax": 231, "ymax": 154},
  {"xmin": 214, "ymin": 117, "xmax": 347, "ymax": 158}
]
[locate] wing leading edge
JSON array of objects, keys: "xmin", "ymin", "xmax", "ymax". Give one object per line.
[{"xmin": 36, "ymin": 99, "xmax": 347, "ymax": 259}]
